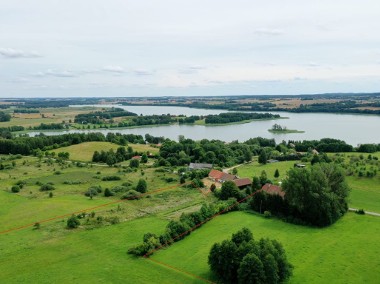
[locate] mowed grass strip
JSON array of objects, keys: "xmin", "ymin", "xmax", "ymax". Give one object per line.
[
  {"xmin": 55, "ymin": 141, "xmax": 159, "ymax": 161},
  {"xmin": 153, "ymin": 211, "xmax": 380, "ymax": 284}
]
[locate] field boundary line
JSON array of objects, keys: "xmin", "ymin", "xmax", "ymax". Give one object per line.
[
  {"xmin": 0, "ymin": 182, "xmax": 191, "ymax": 235},
  {"xmin": 144, "ymin": 257, "xmax": 215, "ymax": 284}
]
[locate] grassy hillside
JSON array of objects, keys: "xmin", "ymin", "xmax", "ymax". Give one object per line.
[
  {"xmin": 0, "ymin": 216, "xmax": 202, "ymax": 283},
  {"xmin": 153, "ymin": 211, "xmax": 380, "ymax": 283}
]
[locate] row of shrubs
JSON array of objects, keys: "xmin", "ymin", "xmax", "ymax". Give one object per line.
[{"xmin": 128, "ymin": 199, "xmax": 241, "ymax": 256}]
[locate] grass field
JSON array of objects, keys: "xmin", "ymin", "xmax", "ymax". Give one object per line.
[
  {"xmin": 0, "ymin": 107, "xmax": 97, "ymax": 128},
  {"xmin": 55, "ymin": 142, "xmax": 159, "ymax": 161},
  {"xmin": 0, "ymin": 152, "xmax": 212, "ymax": 283},
  {"xmin": 0, "ymin": 150, "xmax": 379, "ymax": 283},
  {"xmin": 236, "ymin": 160, "xmax": 306, "ymax": 184},
  {"xmin": 153, "ymin": 211, "xmax": 380, "ymax": 283}
]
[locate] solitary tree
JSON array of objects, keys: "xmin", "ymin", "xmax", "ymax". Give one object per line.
[
  {"xmin": 141, "ymin": 153, "xmax": 148, "ymax": 163},
  {"xmin": 130, "ymin": 159, "xmax": 140, "ymax": 168},
  {"xmin": 282, "ymin": 163, "xmax": 349, "ymax": 226},
  {"xmin": 136, "ymin": 179, "xmax": 147, "ymax": 193},
  {"xmin": 258, "ymin": 150, "xmax": 267, "ymax": 165},
  {"xmin": 274, "ymin": 169, "xmax": 280, "ymax": 178},
  {"xmin": 232, "ymin": 167, "xmax": 238, "ymax": 175},
  {"xmin": 252, "ymin": 176, "xmax": 261, "ymax": 191},
  {"xmin": 220, "ymin": 181, "xmax": 241, "ymax": 200},
  {"xmin": 67, "ymin": 215, "xmax": 80, "ymax": 229}
]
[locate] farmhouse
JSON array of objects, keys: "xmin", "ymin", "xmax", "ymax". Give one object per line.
[
  {"xmin": 131, "ymin": 155, "xmax": 141, "ymax": 160},
  {"xmin": 189, "ymin": 163, "xmax": 213, "ymax": 170},
  {"xmin": 208, "ymin": 169, "xmax": 237, "ymax": 183},
  {"xmin": 261, "ymin": 183, "xmax": 285, "ymax": 198},
  {"xmin": 233, "ymin": 178, "xmax": 252, "ymax": 189}
]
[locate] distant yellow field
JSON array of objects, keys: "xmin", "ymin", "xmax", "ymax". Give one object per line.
[{"xmin": 55, "ymin": 141, "xmax": 159, "ymax": 161}]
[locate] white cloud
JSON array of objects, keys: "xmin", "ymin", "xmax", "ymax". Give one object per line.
[
  {"xmin": 133, "ymin": 69, "xmax": 154, "ymax": 76},
  {"xmin": 253, "ymin": 28, "xmax": 283, "ymax": 36},
  {"xmin": 0, "ymin": 47, "xmax": 42, "ymax": 58},
  {"xmin": 33, "ymin": 69, "xmax": 76, "ymax": 78},
  {"xmin": 102, "ymin": 65, "xmax": 125, "ymax": 73}
]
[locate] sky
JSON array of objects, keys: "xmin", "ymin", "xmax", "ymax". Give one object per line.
[{"xmin": 1, "ymin": 0, "xmax": 380, "ymax": 98}]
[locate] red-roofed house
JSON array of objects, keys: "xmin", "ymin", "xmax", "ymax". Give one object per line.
[
  {"xmin": 132, "ymin": 155, "xmax": 141, "ymax": 160},
  {"xmin": 220, "ymin": 173, "xmax": 237, "ymax": 182},
  {"xmin": 233, "ymin": 178, "xmax": 252, "ymax": 189},
  {"xmin": 209, "ymin": 170, "xmax": 238, "ymax": 183},
  {"xmin": 209, "ymin": 169, "xmax": 224, "ymax": 181},
  {"xmin": 261, "ymin": 183, "xmax": 285, "ymax": 198}
]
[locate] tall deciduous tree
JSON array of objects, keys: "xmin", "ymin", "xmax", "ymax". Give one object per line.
[
  {"xmin": 136, "ymin": 179, "xmax": 147, "ymax": 193},
  {"xmin": 258, "ymin": 150, "xmax": 267, "ymax": 164},
  {"xmin": 282, "ymin": 163, "xmax": 349, "ymax": 226}
]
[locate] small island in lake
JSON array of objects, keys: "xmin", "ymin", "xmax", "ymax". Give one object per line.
[{"xmin": 268, "ymin": 123, "xmax": 305, "ymax": 134}]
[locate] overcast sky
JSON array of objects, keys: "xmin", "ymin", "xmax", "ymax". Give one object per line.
[{"xmin": 1, "ymin": 0, "xmax": 380, "ymax": 98}]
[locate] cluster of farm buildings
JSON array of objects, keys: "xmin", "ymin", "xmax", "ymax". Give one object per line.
[{"xmin": 188, "ymin": 163, "xmax": 284, "ymax": 197}]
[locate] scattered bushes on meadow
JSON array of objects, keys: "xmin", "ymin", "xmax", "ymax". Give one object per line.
[
  {"xmin": 101, "ymin": 175, "xmax": 121, "ymax": 181},
  {"xmin": 39, "ymin": 184, "xmax": 55, "ymax": 191}
]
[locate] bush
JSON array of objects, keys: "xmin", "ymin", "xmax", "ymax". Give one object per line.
[
  {"xmin": 67, "ymin": 215, "xmax": 80, "ymax": 229},
  {"xmin": 130, "ymin": 159, "xmax": 140, "ymax": 168},
  {"xmin": 356, "ymin": 209, "xmax": 365, "ymax": 215},
  {"xmin": 136, "ymin": 179, "xmax": 147, "ymax": 193},
  {"xmin": 11, "ymin": 185, "xmax": 20, "ymax": 193},
  {"xmin": 40, "ymin": 184, "xmax": 55, "ymax": 191},
  {"xmin": 101, "ymin": 175, "xmax": 121, "ymax": 181},
  {"xmin": 121, "ymin": 190, "xmax": 141, "ymax": 200},
  {"xmin": 264, "ymin": 210, "xmax": 272, "ymax": 218},
  {"xmin": 104, "ymin": 188, "xmax": 114, "ymax": 197}
]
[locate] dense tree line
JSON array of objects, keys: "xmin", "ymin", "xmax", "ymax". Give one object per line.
[
  {"xmin": 31, "ymin": 123, "xmax": 65, "ymax": 130},
  {"xmin": 117, "ymin": 114, "xmax": 176, "ymax": 127},
  {"xmin": 74, "ymin": 108, "xmax": 137, "ymax": 124},
  {"xmin": 0, "ymin": 111, "xmax": 11, "ymax": 122},
  {"xmin": 92, "ymin": 146, "xmax": 134, "ymax": 165},
  {"xmin": 357, "ymin": 143, "xmax": 380, "ymax": 153},
  {"xmin": 251, "ymin": 163, "xmax": 349, "ymax": 227},
  {"xmin": 209, "ymin": 228, "xmax": 293, "ymax": 283},
  {"xmin": 145, "ymin": 134, "xmax": 165, "ymax": 144},
  {"xmin": 158, "ymin": 138, "xmax": 260, "ymax": 167},
  {"xmin": 178, "ymin": 115, "xmax": 201, "ymax": 124},
  {"xmin": 288, "ymin": 138, "xmax": 354, "ymax": 152},
  {"xmin": 130, "ymin": 95, "xmax": 380, "ymax": 115},
  {"xmin": 13, "ymin": 109, "xmax": 40, "ymax": 113},
  {"xmin": 204, "ymin": 112, "xmax": 280, "ymax": 124},
  {"xmin": 12, "ymin": 98, "xmax": 102, "ymax": 108},
  {"xmin": 0, "ymin": 132, "xmax": 144, "ymax": 155}
]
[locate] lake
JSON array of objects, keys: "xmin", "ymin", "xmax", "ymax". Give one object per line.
[{"xmin": 36, "ymin": 105, "xmax": 380, "ymax": 146}]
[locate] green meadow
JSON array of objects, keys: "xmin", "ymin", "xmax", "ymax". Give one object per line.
[
  {"xmin": 0, "ymin": 147, "xmax": 379, "ymax": 283},
  {"xmin": 153, "ymin": 211, "xmax": 380, "ymax": 283}
]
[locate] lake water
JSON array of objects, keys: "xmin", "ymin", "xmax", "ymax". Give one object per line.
[{"xmin": 37, "ymin": 105, "xmax": 380, "ymax": 146}]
